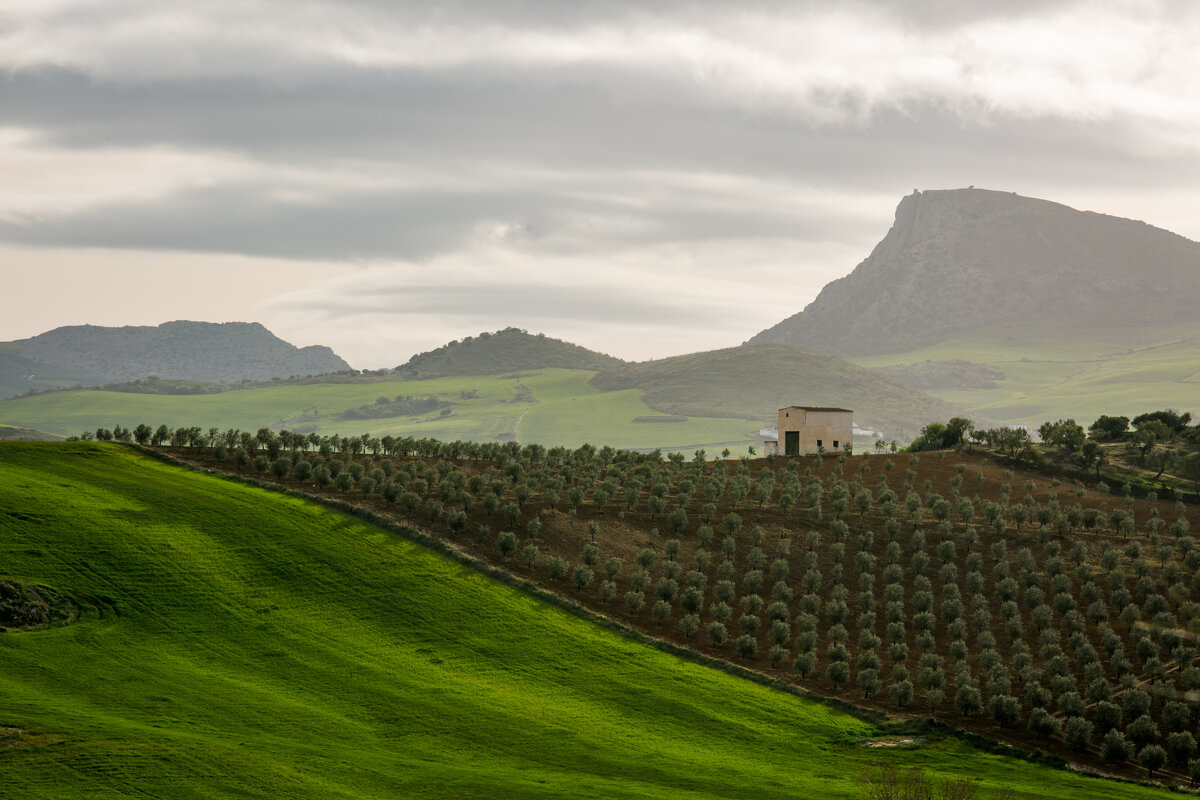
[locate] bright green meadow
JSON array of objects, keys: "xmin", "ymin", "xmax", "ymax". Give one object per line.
[{"xmin": 0, "ymin": 443, "xmax": 1175, "ymax": 798}]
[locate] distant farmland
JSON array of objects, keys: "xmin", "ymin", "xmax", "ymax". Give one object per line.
[{"xmin": 0, "ymin": 369, "xmax": 765, "ymax": 452}]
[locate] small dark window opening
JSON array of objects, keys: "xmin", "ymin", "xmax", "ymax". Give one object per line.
[
  {"xmin": 833, "ymin": 440, "xmax": 838, "ymax": 449},
  {"xmin": 816, "ymin": 440, "xmax": 822, "ymax": 448}
]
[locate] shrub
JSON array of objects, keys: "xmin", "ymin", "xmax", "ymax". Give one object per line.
[
  {"xmin": 625, "ymin": 590, "xmax": 645, "ymax": 615},
  {"xmin": 1126, "ymin": 714, "xmax": 1160, "ymax": 747},
  {"xmin": 1027, "ymin": 707, "xmax": 1060, "ymax": 739},
  {"xmin": 794, "ymin": 651, "xmax": 817, "ymax": 679},
  {"xmin": 497, "ymin": 531, "xmax": 517, "ymax": 559},
  {"xmin": 1139, "ymin": 744, "xmax": 1168, "ymax": 778},
  {"xmin": 735, "ymin": 634, "xmax": 758, "ymax": 660},
  {"xmin": 1064, "ymin": 716, "xmax": 1093, "ymax": 752},
  {"xmin": 599, "ymin": 580, "xmax": 616, "ymax": 604},
  {"xmin": 1167, "ymin": 731, "xmax": 1197, "ymax": 765},
  {"xmin": 572, "ymin": 564, "xmax": 594, "ymax": 591},
  {"xmin": 1103, "ymin": 730, "xmax": 1134, "ymax": 764}
]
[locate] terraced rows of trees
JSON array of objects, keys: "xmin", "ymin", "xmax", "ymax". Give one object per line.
[{"xmin": 79, "ymin": 421, "xmax": 1200, "ymax": 786}]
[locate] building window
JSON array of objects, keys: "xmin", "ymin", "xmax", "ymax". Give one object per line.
[
  {"xmin": 816, "ymin": 440, "xmax": 822, "ymax": 448},
  {"xmin": 833, "ymin": 440, "xmax": 838, "ymax": 449}
]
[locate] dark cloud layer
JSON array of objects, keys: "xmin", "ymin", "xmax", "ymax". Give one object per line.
[{"xmin": 2, "ymin": 65, "xmax": 1185, "ymax": 261}]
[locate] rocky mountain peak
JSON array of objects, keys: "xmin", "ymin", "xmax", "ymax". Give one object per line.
[{"xmin": 749, "ymin": 188, "xmax": 1200, "ymax": 355}]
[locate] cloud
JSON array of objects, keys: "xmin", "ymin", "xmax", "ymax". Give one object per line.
[
  {"xmin": 1, "ymin": 0, "xmax": 1198, "ymax": 365},
  {"xmin": 261, "ymin": 237, "xmax": 848, "ymax": 364},
  {"xmin": 0, "ymin": 127, "xmax": 256, "ymax": 221},
  {"xmin": 4, "ymin": 1, "xmax": 1197, "ymax": 144}
]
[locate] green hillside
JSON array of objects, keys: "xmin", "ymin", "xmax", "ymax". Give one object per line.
[
  {"xmin": 394, "ymin": 327, "xmax": 623, "ymax": 379},
  {"xmin": 0, "ymin": 423, "xmax": 62, "ymax": 441},
  {"xmin": 0, "ymin": 442, "xmax": 1174, "ymax": 798},
  {"xmin": 0, "ymin": 370, "xmax": 764, "ymax": 453},
  {"xmin": 591, "ymin": 344, "xmax": 963, "ymax": 441},
  {"xmin": 851, "ymin": 326, "xmax": 1200, "ymax": 428}
]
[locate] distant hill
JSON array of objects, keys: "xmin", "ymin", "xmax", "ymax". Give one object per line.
[
  {"xmin": 395, "ymin": 328, "xmax": 623, "ymax": 379},
  {"xmin": 1, "ymin": 321, "xmax": 350, "ymax": 397},
  {"xmin": 0, "ymin": 424, "xmax": 62, "ymax": 442},
  {"xmin": 749, "ymin": 188, "xmax": 1200, "ymax": 356},
  {"xmin": 590, "ymin": 344, "xmax": 963, "ymax": 440},
  {"xmin": 0, "ymin": 346, "xmax": 109, "ymax": 399}
]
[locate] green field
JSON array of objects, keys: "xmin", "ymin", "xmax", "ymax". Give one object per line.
[
  {"xmin": 0, "ymin": 442, "xmax": 1174, "ymax": 798},
  {"xmin": 851, "ymin": 326, "xmax": 1200, "ymax": 428},
  {"xmin": 0, "ymin": 370, "xmax": 763, "ymax": 453}
]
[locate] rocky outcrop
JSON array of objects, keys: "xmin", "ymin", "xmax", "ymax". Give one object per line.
[{"xmin": 749, "ymin": 188, "xmax": 1200, "ymax": 355}]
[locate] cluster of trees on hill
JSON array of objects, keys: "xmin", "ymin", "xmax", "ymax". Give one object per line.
[
  {"xmin": 1078, "ymin": 412, "xmax": 1200, "ymax": 483},
  {"xmin": 90, "ymin": 420, "xmax": 1200, "ymax": 784},
  {"xmin": 908, "ymin": 417, "xmax": 1041, "ymax": 464},
  {"xmin": 910, "ymin": 411, "xmax": 1199, "ymax": 500},
  {"xmin": 339, "ymin": 395, "xmax": 449, "ymax": 420}
]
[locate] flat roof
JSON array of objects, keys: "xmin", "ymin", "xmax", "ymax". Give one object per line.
[{"xmin": 779, "ymin": 406, "xmax": 853, "ymax": 413}]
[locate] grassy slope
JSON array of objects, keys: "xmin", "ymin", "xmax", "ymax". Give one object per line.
[
  {"xmin": 592, "ymin": 345, "xmax": 962, "ymax": 440},
  {"xmin": 0, "ymin": 370, "xmax": 763, "ymax": 452},
  {"xmin": 514, "ymin": 371, "xmax": 760, "ymax": 451},
  {"xmin": 0, "ymin": 443, "xmax": 1170, "ymax": 799},
  {"xmin": 851, "ymin": 324, "xmax": 1200, "ymax": 427},
  {"xmin": 0, "ymin": 424, "xmax": 63, "ymax": 441}
]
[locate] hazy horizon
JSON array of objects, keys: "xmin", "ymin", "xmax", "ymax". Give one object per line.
[{"xmin": 4, "ymin": 1, "xmax": 1199, "ymax": 368}]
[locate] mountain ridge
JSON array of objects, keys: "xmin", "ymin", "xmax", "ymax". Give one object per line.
[
  {"xmin": 1, "ymin": 320, "xmax": 351, "ymax": 397},
  {"xmin": 749, "ymin": 187, "xmax": 1200, "ymax": 356}
]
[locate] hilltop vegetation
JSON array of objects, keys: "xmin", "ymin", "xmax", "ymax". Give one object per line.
[
  {"xmin": 394, "ymin": 327, "xmax": 623, "ymax": 379},
  {"xmin": 1, "ymin": 442, "xmax": 1170, "ymax": 798},
  {"xmin": 0, "ymin": 321, "xmax": 349, "ymax": 398},
  {"xmin": 592, "ymin": 344, "xmax": 963, "ymax": 441},
  {"xmin": 1034, "ymin": 413, "xmax": 1198, "ymax": 500}
]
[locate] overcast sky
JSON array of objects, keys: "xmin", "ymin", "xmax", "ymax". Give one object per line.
[{"xmin": 3, "ymin": 0, "xmax": 1198, "ymax": 367}]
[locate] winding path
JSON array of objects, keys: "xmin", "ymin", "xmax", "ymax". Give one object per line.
[{"xmin": 512, "ymin": 401, "xmax": 538, "ymax": 443}]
